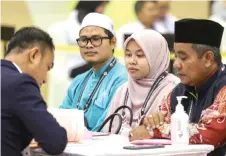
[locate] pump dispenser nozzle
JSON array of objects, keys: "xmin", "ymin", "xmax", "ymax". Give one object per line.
[
  {"xmin": 176, "ymin": 96, "xmax": 187, "ymax": 112},
  {"xmin": 176, "ymin": 96, "xmax": 187, "ymax": 105}
]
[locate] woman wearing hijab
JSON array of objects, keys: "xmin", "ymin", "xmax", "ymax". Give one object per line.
[{"xmin": 102, "ymin": 29, "xmax": 180, "ymax": 133}]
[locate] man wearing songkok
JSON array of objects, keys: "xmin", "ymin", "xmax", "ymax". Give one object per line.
[{"xmin": 129, "ymin": 19, "xmax": 226, "ymax": 156}]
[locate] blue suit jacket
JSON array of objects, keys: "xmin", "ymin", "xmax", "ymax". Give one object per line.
[{"xmin": 1, "ymin": 60, "xmax": 68, "ymax": 156}]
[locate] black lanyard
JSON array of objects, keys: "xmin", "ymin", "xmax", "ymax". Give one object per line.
[
  {"xmin": 188, "ymin": 100, "xmax": 193, "ymax": 122},
  {"xmin": 123, "ymin": 71, "xmax": 168, "ymax": 117},
  {"xmin": 76, "ymin": 58, "xmax": 116, "ymax": 112}
]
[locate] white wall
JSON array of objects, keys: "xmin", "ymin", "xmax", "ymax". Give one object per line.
[{"xmin": 26, "ymin": 1, "xmax": 71, "ymax": 31}]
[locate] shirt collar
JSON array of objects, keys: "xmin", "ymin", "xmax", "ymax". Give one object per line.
[
  {"xmin": 12, "ymin": 62, "xmax": 22, "ymax": 73},
  {"xmin": 92, "ymin": 57, "xmax": 114, "ymax": 77}
]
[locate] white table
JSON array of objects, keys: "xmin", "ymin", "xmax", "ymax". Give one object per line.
[{"xmin": 30, "ymin": 135, "xmax": 214, "ymax": 156}]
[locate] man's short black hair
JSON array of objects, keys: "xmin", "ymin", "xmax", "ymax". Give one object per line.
[
  {"xmin": 75, "ymin": 1, "xmax": 109, "ymax": 12},
  {"xmin": 103, "ymin": 28, "xmax": 114, "ymax": 40},
  {"xmin": 134, "ymin": 0, "xmax": 157, "ymax": 15},
  {"xmin": 103, "ymin": 28, "xmax": 115, "ymax": 53},
  {"xmin": 6, "ymin": 26, "xmax": 55, "ymax": 56},
  {"xmin": 75, "ymin": 1, "xmax": 109, "ymax": 24}
]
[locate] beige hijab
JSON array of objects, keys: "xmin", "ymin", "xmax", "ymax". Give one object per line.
[{"xmin": 104, "ymin": 29, "xmax": 180, "ymax": 131}]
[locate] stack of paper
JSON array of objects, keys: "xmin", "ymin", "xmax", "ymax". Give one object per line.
[{"xmin": 30, "ymin": 108, "xmax": 85, "ymax": 148}]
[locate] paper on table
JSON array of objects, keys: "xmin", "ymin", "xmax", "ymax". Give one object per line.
[
  {"xmin": 130, "ymin": 139, "xmax": 171, "ymax": 145},
  {"xmin": 91, "ymin": 131, "xmax": 110, "ymax": 137},
  {"xmin": 48, "ymin": 108, "xmax": 85, "ymax": 142},
  {"xmin": 30, "ymin": 108, "xmax": 85, "ymax": 148}
]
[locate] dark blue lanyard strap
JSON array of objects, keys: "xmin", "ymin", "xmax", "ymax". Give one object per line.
[
  {"xmin": 76, "ymin": 72, "xmax": 92, "ymax": 108},
  {"xmin": 123, "ymin": 71, "xmax": 168, "ymax": 116},
  {"xmin": 76, "ymin": 58, "xmax": 117, "ymax": 112}
]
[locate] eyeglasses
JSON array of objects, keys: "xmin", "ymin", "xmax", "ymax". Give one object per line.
[{"xmin": 76, "ymin": 36, "xmax": 110, "ymax": 48}]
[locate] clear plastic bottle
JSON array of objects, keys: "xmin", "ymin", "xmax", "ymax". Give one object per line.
[{"xmin": 171, "ymin": 96, "xmax": 189, "ymax": 145}]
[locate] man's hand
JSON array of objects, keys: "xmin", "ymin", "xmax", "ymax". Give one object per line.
[
  {"xmin": 143, "ymin": 112, "xmax": 165, "ymax": 129},
  {"xmin": 129, "ymin": 125, "xmax": 152, "ymax": 141}
]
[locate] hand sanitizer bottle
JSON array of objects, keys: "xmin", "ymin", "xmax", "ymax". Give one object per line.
[{"xmin": 171, "ymin": 96, "xmax": 189, "ymax": 145}]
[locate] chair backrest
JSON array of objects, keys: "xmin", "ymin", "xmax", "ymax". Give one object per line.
[
  {"xmin": 162, "ymin": 33, "xmax": 175, "ymax": 52},
  {"xmin": 1, "ymin": 25, "xmax": 15, "ymax": 56},
  {"xmin": 1, "ymin": 25, "xmax": 15, "ymax": 41}
]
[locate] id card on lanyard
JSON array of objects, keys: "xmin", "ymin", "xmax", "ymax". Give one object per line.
[
  {"xmin": 122, "ymin": 71, "xmax": 168, "ymax": 126},
  {"xmin": 75, "ymin": 58, "xmax": 116, "ymax": 128}
]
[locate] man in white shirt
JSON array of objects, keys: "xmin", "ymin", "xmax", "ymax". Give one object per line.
[
  {"xmin": 209, "ymin": 1, "xmax": 226, "ymax": 52},
  {"xmin": 116, "ymin": 1, "xmax": 159, "ymax": 49},
  {"xmin": 48, "ymin": 1, "xmax": 109, "ymax": 45},
  {"xmin": 154, "ymin": 1, "xmax": 177, "ymax": 34},
  {"xmin": 116, "ymin": 1, "xmax": 177, "ymax": 49}
]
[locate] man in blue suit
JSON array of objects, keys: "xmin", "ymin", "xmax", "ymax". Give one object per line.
[{"xmin": 1, "ymin": 27, "xmax": 68, "ymax": 156}]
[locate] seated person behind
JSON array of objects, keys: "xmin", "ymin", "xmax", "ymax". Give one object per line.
[
  {"xmin": 60, "ymin": 13, "xmax": 128, "ymax": 131},
  {"xmin": 103, "ymin": 29, "xmax": 180, "ymax": 133},
  {"xmin": 1, "ymin": 27, "xmax": 67, "ymax": 156},
  {"xmin": 154, "ymin": 1, "xmax": 177, "ymax": 34},
  {"xmin": 209, "ymin": 1, "xmax": 226, "ymax": 52},
  {"xmin": 48, "ymin": 0, "xmax": 109, "ymax": 45},
  {"xmin": 129, "ymin": 19, "xmax": 226, "ymax": 156},
  {"xmin": 116, "ymin": 1, "xmax": 159, "ymax": 49}
]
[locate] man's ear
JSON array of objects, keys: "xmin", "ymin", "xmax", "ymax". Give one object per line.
[
  {"xmin": 110, "ymin": 36, "xmax": 117, "ymax": 49},
  {"xmin": 28, "ymin": 47, "xmax": 42, "ymax": 64},
  {"xmin": 203, "ymin": 51, "xmax": 215, "ymax": 68}
]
